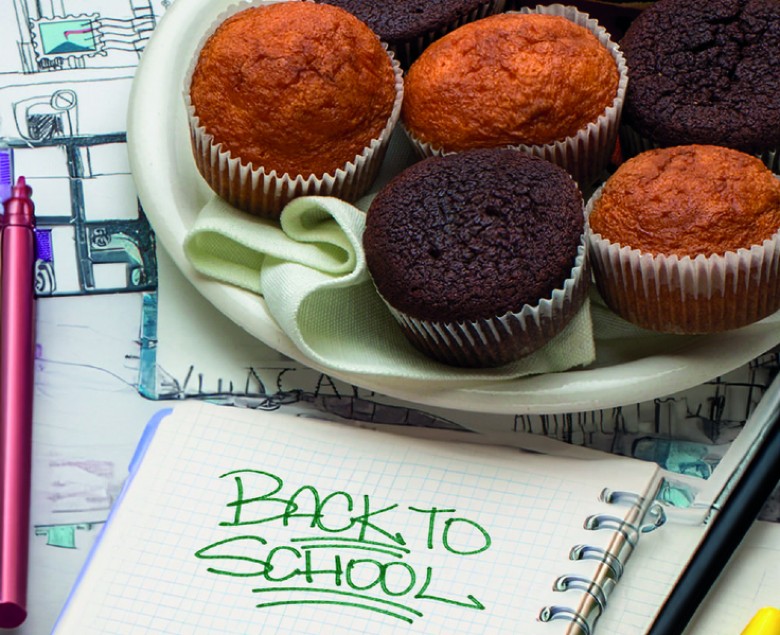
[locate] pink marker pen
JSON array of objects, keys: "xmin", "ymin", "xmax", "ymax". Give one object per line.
[{"xmin": 0, "ymin": 176, "xmax": 36, "ymax": 628}]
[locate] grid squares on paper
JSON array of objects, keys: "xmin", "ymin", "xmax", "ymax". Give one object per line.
[{"xmin": 59, "ymin": 402, "xmax": 661, "ymax": 635}]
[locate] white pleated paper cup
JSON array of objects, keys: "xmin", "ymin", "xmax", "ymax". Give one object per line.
[
  {"xmin": 389, "ymin": 0, "xmax": 506, "ymax": 69},
  {"xmin": 184, "ymin": 1, "xmax": 405, "ymax": 219},
  {"xmin": 379, "ymin": 240, "xmax": 589, "ymax": 368},
  {"xmin": 585, "ymin": 187, "xmax": 780, "ymax": 334},
  {"xmin": 619, "ymin": 122, "xmax": 780, "ymax": 174},
  {"xmin": 403, "ymin": 4, "xmax": 628, "ymax": 193}
]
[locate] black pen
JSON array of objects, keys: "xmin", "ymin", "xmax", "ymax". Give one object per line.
[{"xmin": 647, "ymin": 372, "xmax": 780, "ymax": 635}]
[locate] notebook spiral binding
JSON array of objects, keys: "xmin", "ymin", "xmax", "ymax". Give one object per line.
[{"xmin": 538, "ymin": 486, "xmax": 667, "ymax": 635}]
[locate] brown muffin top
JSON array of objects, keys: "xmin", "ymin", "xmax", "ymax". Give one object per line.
[
  {"xmin": 364, "ymin": 149, "xmax": 584, "ymax": 322},
  {"xmin": 402, "ymin": 12, "xmax": 619, "ymax": 151},
  {"xmin": 316, "ymin": 0, "xmax": 494, "ymax": 44},
  {"xmin": 589, "ymin": 145, "xmax": 780, "ymax": 257},
  {"xmin": 621, "ymin": 0, "xmax": 780, "ymax": 152},
  {"xmin": 189, "ymin": 2, "xmax": 397, "ymax": 177}
]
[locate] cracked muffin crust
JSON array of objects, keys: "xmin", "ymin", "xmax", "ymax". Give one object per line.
[
  {"xmin": 589, "ymin": 145, "xmax": 780, "ymax": 257},
  {"xmin": 620, "ymin": 0, "xmax": 780, "ymax": 155},
  {"xmin": 189, "ymin": 1, "xmax": 397, "ymax": 178},
  {"xmin": 365, "ymin": 149, "xmax": 584, "ymax": 321},
  {"xmin": 587, "ymin": 144, "xmax": 780, "ymax": 333},
  {"xmin": 402, "ymin": 12, "xmax": 619, "ymax": 151},
  {"xmin": 363, "ymin": 148, "xmax": 589, "ymax": 366}
]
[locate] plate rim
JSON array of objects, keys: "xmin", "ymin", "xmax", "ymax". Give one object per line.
[{"xmin": 126, "ymin": 0, "xmax": 780, "ymax": 415}]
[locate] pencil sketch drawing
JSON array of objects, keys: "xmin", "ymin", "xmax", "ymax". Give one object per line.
[
  {"xmin": 11, "ymin": 0, "xmax": 156, "ymax": 73},
  {"xmin": 0, "ymin": 0, "xmax": 166, "ymax": 295}
]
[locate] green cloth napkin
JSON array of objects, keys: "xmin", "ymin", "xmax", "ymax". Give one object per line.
[{"xmin": 183, "ymin": 193, "xmax": 597, "ymax": 382}]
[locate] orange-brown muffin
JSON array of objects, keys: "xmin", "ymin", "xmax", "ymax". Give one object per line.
[
  {"xmin": 403, "ymin": 12, "xmax": 618, "ymax": 150},
  {"xmin": 587, "ymin": 145, "xmax": 780, "ymax": 333},
  {"xmin": 400, "ymin": 8, "xmax": 625, "ymax": 190},
  {"xmin": 186, "ymin": 1, "xmax": 403, "ymax": 217},
  {"xmin": 590, "ymin": 145, "xmax": 780, "ymax": 256}
]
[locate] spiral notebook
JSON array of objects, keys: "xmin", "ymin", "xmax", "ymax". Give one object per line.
[{"xmin": 51, "ymin": 400, "xmax": 683, "ymax": 634}]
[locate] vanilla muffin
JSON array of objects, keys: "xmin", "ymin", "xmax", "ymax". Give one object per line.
[
  {"xmin": 364, "ymin": 148, "xmax": 588, "ymax": 367},
  {"xmin": 588, "ymin": 145, "xmax": 780, "ymax": 333},
  {"xmin": 186, "ymin": 1, "xmax": 403, "ymax": 218},
  {"xmin": 402, "ymin": 7, "xmax": 626, "ymax": 189}
]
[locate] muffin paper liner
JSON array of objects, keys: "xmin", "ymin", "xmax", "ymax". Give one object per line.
[
  {"xmin": 585, "ymin": 186, "xmax": 780, "ymax": 334},
  {"xmin": 184, "ymin": 0, "xmax": 404, "ymax": 219},
  {"xmin": 620, "ymin": 123, "xmax": 780, "ymax": 175},
  {"xmin": 390, "ymin": 0, "xmax": 506, "ymax": 69},
  {"xmin": 404, "ymin": 3, "xmax": 628, "ymax": 193},
  {"xmin": 380, "ymin": 238, "xmax": 589, "ymax": 368}
]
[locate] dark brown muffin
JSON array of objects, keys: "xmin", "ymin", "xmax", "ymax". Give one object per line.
[
  {"xmin": 315, "ymin": 0, "xmax": 505, "ymax": 68},
  {"xmin": 620, "ymin": 0, "xmax": 780, "ymax": 168},
  {"xmin": 364, "ymin": 148, "xmax": 588, "ymax": 366}
]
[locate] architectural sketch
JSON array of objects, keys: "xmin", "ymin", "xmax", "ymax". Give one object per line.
[
  {"xmin": 1, "ymin": 0, "xmax": 166, "ymax": 296},
  {"xmin": 1, "ymin": 137, "xmax": 157, "ymax": 295},
  {"xmin": 10, "ymin": 0, "xmax": 157, "ymax": 74},
  {"xmin": 13, "ymin": 88, "xmax": 78, "ymax": 141},
  {"xmin": 29, "ymin": 292, "xmax": 162, "ymax": 559},
  {"xmin": 36, "ymin": 521, "xmax": 105, "ymax": 549}
]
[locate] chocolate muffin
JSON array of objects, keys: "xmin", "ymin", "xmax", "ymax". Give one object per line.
[
  {"xmin": 620, "ymin": 0, "xmax": 780, "ymax": 170},
  {"xmin": 363, "ymin": 148, "xmax": 589, "ymax": 367},
  {"xmin": 315, "ymin": 0, "xmax": 505, "ymax": 68}
]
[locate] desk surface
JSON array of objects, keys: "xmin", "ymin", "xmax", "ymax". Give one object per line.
[
  {"xmin": 1, "ymin": 0, "xmax": 779, "ymax": 632},
  {"xmin": 11, "ymin": 292, "xmax": 780, "ymax": 635}
]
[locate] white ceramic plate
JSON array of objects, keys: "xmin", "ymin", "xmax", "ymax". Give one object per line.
[{"xmin": 127, "ymin": 0, "xmax": 780, "ymax": 415}]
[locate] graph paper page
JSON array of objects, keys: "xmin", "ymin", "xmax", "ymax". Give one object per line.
[{"xmin": 53, "ymin": 401, "xmax": 663, "ymax": 635}]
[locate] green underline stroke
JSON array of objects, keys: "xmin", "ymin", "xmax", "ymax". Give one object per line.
[
  {"xmin": 290, "ymin": 536, "xmax": 410, "ymax": 553},
  {"xmin": 254, "ymin": 599, "xmax": 414, "ymax": 623},
  {"xmin": 252, "ymin": 586, "xmax": 423, "ymax": 619},
  {"xmin": 295, "ymin": 543, "xmax": 405, "ymax": 558}
]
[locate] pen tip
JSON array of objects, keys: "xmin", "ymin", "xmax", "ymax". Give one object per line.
[{"xmin": 10, "ymin": 176, "xmax": 31, "ymax": 200}]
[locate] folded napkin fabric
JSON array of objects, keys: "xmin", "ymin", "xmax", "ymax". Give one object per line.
[{"xmin": 183, "ymin": 194, "xmax": 597, "ymax": 382}]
